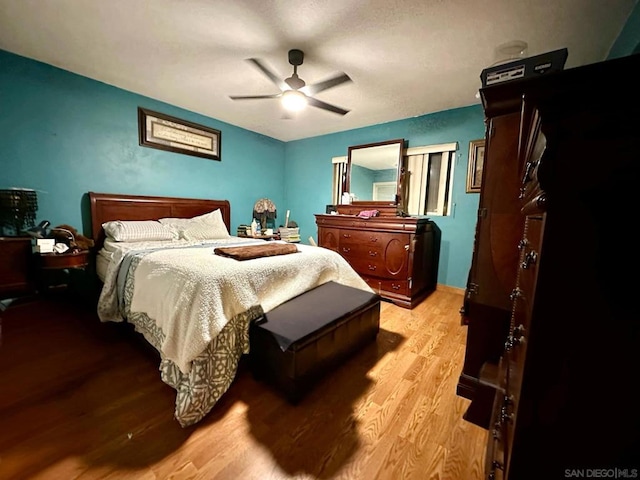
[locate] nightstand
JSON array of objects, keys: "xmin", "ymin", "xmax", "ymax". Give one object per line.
[
  {"xmin": 36, "ymin": 250, "xmax": 90, "ymax": 292},
  {"xmin": 0, "ymin": 236, "xmax": 36, "ymax": 300}
]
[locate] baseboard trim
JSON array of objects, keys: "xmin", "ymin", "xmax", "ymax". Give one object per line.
[{"xmin": 436, "ymin": 284, "xmax": 465, "ymax": 295}]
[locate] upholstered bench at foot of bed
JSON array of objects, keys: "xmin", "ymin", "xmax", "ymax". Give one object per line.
[{"xmin": 249, "ymin": 281, "xmax": 381, "ymax": 403}]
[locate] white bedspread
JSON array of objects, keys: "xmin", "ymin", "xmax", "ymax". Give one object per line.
[{"xmin": 98, "ymin": 238, "xmax": 371, "ymax": 374}]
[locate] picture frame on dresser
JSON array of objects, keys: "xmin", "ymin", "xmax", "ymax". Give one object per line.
[
  {"xmin": 138, "ymin": 107, "xmax": 221, "ymax": 161},
  {"xmin": 466, "ymin": 139, "xmax": 485, "ymax": 193}
]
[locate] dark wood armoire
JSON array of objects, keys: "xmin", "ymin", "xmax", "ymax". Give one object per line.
[{"xmin": 458, "ymin": 53, "xmax": 640, "ymax": 479}]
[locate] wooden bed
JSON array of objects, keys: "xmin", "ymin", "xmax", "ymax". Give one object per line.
[
  {"xmin": 87, "ymin": 191, "xmax": 372, "ymax": 427},
  {"xmin": 89, "ymin": 191, "xmax": 231, "ymax": 250}
]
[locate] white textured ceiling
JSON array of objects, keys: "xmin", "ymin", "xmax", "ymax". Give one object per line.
[{"xmin": 0, "ymin": 0, "xmax": 635, "ymax": 142}]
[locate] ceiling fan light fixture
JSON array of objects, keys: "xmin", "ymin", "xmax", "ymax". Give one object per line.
[
  {"xmin": 231, "ymin": 49, "xmax": 350, "ymax": 115},
  {"xmin": 281, "ymin": 89, "xmax": 307, "ymax": 112}
]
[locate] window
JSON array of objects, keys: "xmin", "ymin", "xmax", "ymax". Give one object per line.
[
  {"xmin": 372, "ymin": 181, "xmax": 397, "ymax": 201},
  {"xmin": 332, "ymin": 155, "xmax": 347, "ymax": 204},
  {"xmin": 404, "ymin": 142, "xmax": 456, "ymax": 216}
]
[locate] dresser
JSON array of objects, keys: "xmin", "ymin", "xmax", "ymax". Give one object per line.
[
  {"xmin": 461, "ymin": 54, "xmax": 640, "ymax": 479},
  {"xmin": 315, "ymin": 207, "xmax": 436, "ymax": 308}
]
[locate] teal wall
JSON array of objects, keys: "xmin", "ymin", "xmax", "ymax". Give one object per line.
[
  {"xmin": 283, "ymin": 107, "xmax": 485, "ymax": 288},
  {"xmin": 608, "ymin": 1, "xmax": 640, "ymax": 58},
  {"xmin": 375, "ymin": 169, "xmax": 398, "ymax": 183},
  {"xmin": 0, "ymin": 49, "xmax": 286, "ymax": 236},
  {"xmin": 350, "ymin": 164, "xmax": 376, "ymax": 200}
]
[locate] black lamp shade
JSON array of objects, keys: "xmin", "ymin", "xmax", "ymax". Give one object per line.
[{"xmin": 0, "ymin": 188, "xmax": 38, "ymax": 236}]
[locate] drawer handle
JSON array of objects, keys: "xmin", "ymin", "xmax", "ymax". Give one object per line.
[
  {"xmin": 500, "ymin": 406, "xmax": 514, "ymax": 424},
  {"xmin": 505, "ymin": 333, "xmax": 526, "ymax": 352},
  {"xmin": 370, "ymin": 237, "xmax": 378, "ymax": 242},
  {"xmin": 509, "ymin": 288, "xmax": 522, "ymax": 301},
  {"xmin": 368, "ymin": 251, "xmax": 377, "ymax": 257},
  {"xmin": 521, "ymin": 251, "xmax": 537, "ymax": 269},
  {"xmin": 368, "ymin": 265, "xmax": 377, "ymax": 271},
  {"xmin": 391, "ymin": 284, "xmax": 400, "ymax": 290},
  {"xmin": 342, "ymin": 247, "xmax": 351, "ymax": 253},
  {"xmin": 342, "ymin": 234, "xmax": 351, "ymax": 238}
]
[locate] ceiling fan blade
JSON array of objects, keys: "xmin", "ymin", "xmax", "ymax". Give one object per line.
[
  {"xmin": 307, "ymin": 97, "xmax": 350, "ymax": 115},
  {"xmin": 246, "ymin": 58, "xmax": 287, "ymax": 91},
  {"xmin": 229, "ymin": 94, "xmax": 281, "ymax": 100},
  {"xmin": 302, "ymin": 73, "xmax": 352, "ymax": 96}
]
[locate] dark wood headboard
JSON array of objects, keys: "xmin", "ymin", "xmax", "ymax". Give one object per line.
[{"xmin": 89, "ymin": 192, "xmax": 231, "ymax": 250}]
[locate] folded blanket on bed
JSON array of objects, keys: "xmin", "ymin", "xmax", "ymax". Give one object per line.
[{"xmin": 214, "ymin": 242, "xmax": 298, "ymax": 260}]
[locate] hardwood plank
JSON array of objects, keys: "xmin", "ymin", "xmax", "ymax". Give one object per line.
[{"xmin": 0, "ymin": 290, "xmax": 487, "ymax": 479}]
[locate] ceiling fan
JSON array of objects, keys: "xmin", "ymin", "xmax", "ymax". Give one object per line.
[{"xmin": 229, "ymin": 49, "xmax": 352, "ymax": 116}]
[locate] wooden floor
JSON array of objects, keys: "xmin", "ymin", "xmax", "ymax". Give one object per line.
[{"xmin": 0, "ymin": 289, "xmax": 487, "ymax": 480}]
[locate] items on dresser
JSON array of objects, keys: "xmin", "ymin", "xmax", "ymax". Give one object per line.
[
  {"xmin": 479, "ymin": 47, "xmax": 568, "ymax": 88},
  {"xmin": 315, "ymin": 203, "xmax": 437, "ymax": 309},
  {"xmin": 460, "ymin": 54, "xmax": 639, "ymax": 479},
  {"xmin": 32, "ymin": 238, "xmax": 55, "ymax": 253},
  {"xmin": 278, "ymin": 227, "xmax": 300, "ymax": 243}
]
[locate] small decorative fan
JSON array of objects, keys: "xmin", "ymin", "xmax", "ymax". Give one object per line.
[{"xmin": 253, "ymin": 198, "xmax": 277, "ymax": 229}]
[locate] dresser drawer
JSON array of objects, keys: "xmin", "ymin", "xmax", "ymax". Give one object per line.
[
  {"xmin": 338, "ymin": 242, "xmax": 384, "ymax": 260},
  {"xmin": 517, "ymin": 215, "xmax": 543, "ymax": 304},
  {"xmin": 346, "ymin": 253, "xmax": 409, "ymax": 280},
  {"xmin": 364, "ymin": 277, "xmax": 410, "ymax": 296},
  {"xmin": 340, "ymin": 230, "xmax": 408, "ymax": 247},
  {"xmin": 485, "ymin": 389, "xmax": 508, "ymax": 480},
  {"xmin": 340, "ymin": 231, "xmax": 409, "ymax": 278},
  {"xmin": 500, "ymin": 213, "xmax": 544, "ymax": 460}
]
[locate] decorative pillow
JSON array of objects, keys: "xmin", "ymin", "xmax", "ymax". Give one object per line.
[
  {"xmin": 102, "ymin": 220, "xmax": 176, "ymax": 242},
  {"xmin": 159, "ymin": 209, "xmax": 224, "ymax": 228},
  {"xmin": 159, "ymin": 209, "xmax": 230, "ymax": 239},
  {"xmin": 180, "ymin": 221, "xmax": 231, "ymax": 241},
  {"xmin": 158, "ymin": 217, "xmax": 194, "ymax": 230}
]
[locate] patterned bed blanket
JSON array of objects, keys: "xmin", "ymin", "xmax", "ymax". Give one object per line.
[{"xmin": 97, "ymin": 238, "xmax": 371, "ymax": 426}]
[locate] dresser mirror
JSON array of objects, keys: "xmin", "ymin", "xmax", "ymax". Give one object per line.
[{"xmin": 345, "ymin": 139, "xmax": 405, "ymax": 205}]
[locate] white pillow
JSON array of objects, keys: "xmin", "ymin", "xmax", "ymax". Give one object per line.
[
  {"xmin": 102, "ymin": 220, "xmax": 176, "ymax": 242},
  {"xmin": 159, "ymin": 209, "xmax": 230, "ymax": 239},
  {"xmin": 181, "ymin": 222, "xmax": 230, "ymax": 241},
  {"xmin": 159, "ymin": 209, "xmax": 223, "ymax": 228}
]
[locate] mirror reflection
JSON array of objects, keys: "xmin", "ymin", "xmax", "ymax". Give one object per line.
[{"xmin": 346, "ymin": 139, "xmax": 404, "ymax": 203}]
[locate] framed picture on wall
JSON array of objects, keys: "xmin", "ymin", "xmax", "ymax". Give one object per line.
[
  {"xmin": 466, "ymin": 139, "xmax": 485, "ymax": 193},
  {"xmin": 138, "ymin": 107, "xmax": 221, "ymax": 161}
]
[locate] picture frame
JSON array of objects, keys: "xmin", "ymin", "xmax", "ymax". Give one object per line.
[
  {"xmin": 466, "ymin": 139, "xmax": 485, "ymax": 193},
  {"xmin": 138, "ymin": 107, "xmax": 221, "ymax": 161}
]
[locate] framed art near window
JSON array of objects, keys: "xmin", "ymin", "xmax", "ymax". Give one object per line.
[
  {"xmin": 138, "ymin": 107, "xmax": 221, "ymax": 161},
  {"xmin": 466, "ymin": 139, "xmax": 485, "ymax": 193}
]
